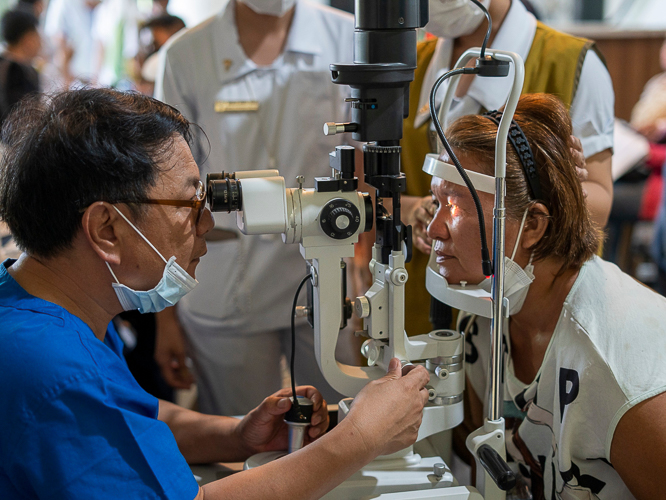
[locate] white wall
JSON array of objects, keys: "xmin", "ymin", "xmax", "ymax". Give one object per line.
[{"xmin": 613, "ymin": 0, "xmax": 666, "ymax": 28}]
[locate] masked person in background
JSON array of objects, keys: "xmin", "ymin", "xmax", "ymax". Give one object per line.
[
  {"xmin": 399, "ymin": 0, "xmax": 615, "ymax": 337},
  {"xmin": 0, "ymin": 88, "xmax": 431, "ymax": 499},
  {"xmin": 155, "ymin": 0, "xmax": 357, "ymax": 416}
]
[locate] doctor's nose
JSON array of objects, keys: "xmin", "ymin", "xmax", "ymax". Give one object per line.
[{"xmin": 197, "ymin": 207, "xmax": 215, "ymax": 237}]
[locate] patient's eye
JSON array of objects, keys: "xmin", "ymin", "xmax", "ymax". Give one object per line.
[{"xmin": 429, "ymin": 190, "xmax": 440, "ymax": 209}]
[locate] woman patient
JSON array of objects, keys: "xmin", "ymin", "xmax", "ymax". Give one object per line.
[{"xmin": 428, "ymin": 93, "xmax": 666, "ymax": 499}]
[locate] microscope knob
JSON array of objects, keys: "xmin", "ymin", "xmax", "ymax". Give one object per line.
[
  {"xmin": 354, "ymin": 296, "xmax": 370, "ymax": 318},
  {"xmin": 361, "ymin": 339, "xmax": 381, "ymax": 366},
  {"xmin": 319, "ymin": 199, "xmax": 361, "ymax": 239}
]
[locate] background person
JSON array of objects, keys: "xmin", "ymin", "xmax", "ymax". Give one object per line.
[
  {"xmin": 428, "ymin": 93, "xmax": 666, "ymax": 499},
  {"xmin": 155, "ymin": 0, "xmax": 356, "ymax": 416},
  {"xmin": 0, "ymin": 9, "xmax": 41, "ymax": 128},
  {"xmin": 0, "ymin": 87, "xmax": 431, "ymax": 499},
  {"xmin": 43, "ymin": 0, "xmax": 99, "ymax": 87}
]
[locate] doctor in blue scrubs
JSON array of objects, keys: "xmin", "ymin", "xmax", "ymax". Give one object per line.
[{"xmin": 0, "ymin": 88, "xmax": 431, "ymax": 499}]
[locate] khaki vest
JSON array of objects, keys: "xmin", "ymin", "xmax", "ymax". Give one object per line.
[{"xmin": 400, "ymin": 23, "xmax": 599, "ymax": 336}]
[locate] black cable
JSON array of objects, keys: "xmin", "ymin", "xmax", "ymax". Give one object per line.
[
  {"xmin": 470, "ymin": 0, "xmax": 492, "ymax": 58},
  {"xmin": 427, "ymin": 0, "xmax": 495, "ymax": 276},
  {"xmin": 429, "ymin": 67, "xmax": 493, "ymax": 277},
  {"xmin": 290, "ymin": 274, "xmax": 311, "ymax": 417}
]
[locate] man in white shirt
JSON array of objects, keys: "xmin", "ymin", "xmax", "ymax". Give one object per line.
[{"xmin": 155, "ymin": 0, "xmax": 355, "ymax": 415}]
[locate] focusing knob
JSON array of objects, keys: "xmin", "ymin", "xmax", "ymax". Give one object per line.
[
  {"xmin": 363, "ymin": 144, "xmax": 402, "ymax": 154},
  {"xmin": 320, "ymin": 199, "xmax": 361, "ymax": 240}
]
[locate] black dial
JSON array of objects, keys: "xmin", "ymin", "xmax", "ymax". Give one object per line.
[{"xmin": 319, "ymin": 199, "xmax": 361, "ymax": 240}]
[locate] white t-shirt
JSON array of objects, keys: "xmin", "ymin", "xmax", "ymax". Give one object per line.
[
  {"xmin": 416, "ymin": 0, "xmax": 614, "ymax": 159},
  {"xmin": 155, "ymin": 0, "xmax": 354, "ymax": 334},
  {"xmin": 462, "ymin": 256, "xmax": 666, "ymax": 498}
]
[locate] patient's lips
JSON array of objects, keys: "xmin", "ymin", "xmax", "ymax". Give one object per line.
[{"xmin": 433, "ymin": 240, "xmax": 456, "ymax": 265}]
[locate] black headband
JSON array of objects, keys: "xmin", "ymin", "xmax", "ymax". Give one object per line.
[{"xmin": 483, "ymin": 110, "xmax": 541, "ymax": 200}]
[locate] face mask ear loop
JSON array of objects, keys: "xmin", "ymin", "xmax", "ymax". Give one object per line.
[
  {"xmin": 106, "ymin": 262, "xmax": 121, "ymax": 284},
  {"xmin": 511, "ymin": 208, "xmax": 530, "ymax": 260},
  {"xmin": 112, "ymin": 205, "xmax": 168, "ymax": 265}
]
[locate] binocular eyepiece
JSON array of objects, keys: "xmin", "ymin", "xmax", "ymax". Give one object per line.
[{"xmin": 206, "ymin": 172, "xmax": 242, "ymax": 213}]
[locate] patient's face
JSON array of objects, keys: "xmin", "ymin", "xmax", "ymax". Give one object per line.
[{"xmin": 426, "ymin": 151, "xmax": 521, "ymax": 285}]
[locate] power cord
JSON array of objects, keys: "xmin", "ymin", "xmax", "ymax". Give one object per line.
[{"xmin": 290, "ymin": 273, "xmax": 312, "ymax": 420}]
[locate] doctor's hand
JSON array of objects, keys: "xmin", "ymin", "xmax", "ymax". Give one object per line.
[
  {"xmin": 403, "ymin": 194, "xmax": 436, "ymax": 255},
  {"xmin": 343, "ymin": 358, "xmax": 430, "ymax": 458},
  {"xmin": 236, "ymin": 386, "xmax": 329, "ymax": 456},
  {"xmin": 155, "ymin": 307, "xmax": 195, "ymax": 389}
]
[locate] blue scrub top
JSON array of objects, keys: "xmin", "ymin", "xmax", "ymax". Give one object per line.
[{"xmin": 0, "ymin": 259, "xmax": 199, "ymax": 499}]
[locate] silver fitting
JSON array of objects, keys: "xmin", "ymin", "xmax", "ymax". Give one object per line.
[{"xmin": 433, "ymin": 463, "xmax": 447, "ymax": 478}]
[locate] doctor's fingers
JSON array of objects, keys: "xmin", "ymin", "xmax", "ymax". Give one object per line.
[{"xmin": 401, "ymin": 364, "xmax": 430, "ymax": 391}]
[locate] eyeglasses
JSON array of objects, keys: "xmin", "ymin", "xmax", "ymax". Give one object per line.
[{"xmin": 116, "ymin": 180, "xmax": 207, "ymax": 225}]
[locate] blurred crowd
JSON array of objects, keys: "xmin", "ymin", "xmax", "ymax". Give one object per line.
[
  {"xmin": 0, "ymin": 0, "xmax": 185, "ymax": 125},
  {"xmin": 0, "ymin": 0, "xmax": 186, "ymax": 263}
]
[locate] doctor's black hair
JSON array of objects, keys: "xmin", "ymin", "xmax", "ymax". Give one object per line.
[{"xmin": 0, "ymin": 88, "xmax": 193, "ymax": 258}]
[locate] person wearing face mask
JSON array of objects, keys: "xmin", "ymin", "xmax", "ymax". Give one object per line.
[
  {"xmin": 154, "ymin": 0, "xmax": 356, "ymax": 416},
  {"xmin": 398, "ymin": 0, "xmax": 615, "ymax": 337},
  {"xmin": 427, "ymin": 93, "xmax": 666, "ymax": 499},
  {"xmin": 0, "ymin": 88, "xmax": 432, "ymax": 499}
]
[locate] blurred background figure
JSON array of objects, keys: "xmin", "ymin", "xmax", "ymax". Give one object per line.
[
  {"xmin": 629, "ymin": 39, "xmax": 666, "ymax": 295},
  {"xmin": 137, "ymin": 14, "xmax": 185, "ymax": 95},
  {"xmin": 0, "ymin": 9, "xmax": 40, "ymax": 127},
  {"xmin": 631, "ymin": 40, "xmax": 666, "ymax": 144},
  {"xmin": 44, "ymin": 0, "xmax": 99, "ymax": 87},
  {"xmin": 92, "ymin": 0, "xmax": 142, "ymax": 89},
  {"xmin": 15, "ymin": 0, "xmax": 43, "ymax": 17},
  {"xmin": 152, "ymin": 0, "xmax": 170, "ymax": 15}
]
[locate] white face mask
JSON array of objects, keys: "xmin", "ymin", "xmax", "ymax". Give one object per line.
[
  {"xmin": 426, "ymin": 208, "xmax": 535, "ymax": 318},
  {"xmin": 426, "ymin": 0, "xmax": 490, "ymax": 39},
  {"xmin": 238, "ymin": 0, "xmax": 296, "ymax": 17},
  {"xmin": 106, "ymin": 206, "xmax": 198, "ymax": 314},
  {"xmin": 477, "ymin": 209, "xmax": 535, "ymax": 315}
]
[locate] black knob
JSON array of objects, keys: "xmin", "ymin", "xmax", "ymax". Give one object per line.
[{"xmin": 320, "ymin": 199, "xmax": 361, "ymax": 240}]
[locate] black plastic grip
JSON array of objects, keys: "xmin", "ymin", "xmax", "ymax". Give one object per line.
[{"xmin": 477, "ymin": 444, "xmax": 516, "ymax": 491}]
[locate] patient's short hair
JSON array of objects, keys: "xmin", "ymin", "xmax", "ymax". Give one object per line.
[{"xmin": 446, "ymin": 93, "xmax": 600, "ymax": 271}]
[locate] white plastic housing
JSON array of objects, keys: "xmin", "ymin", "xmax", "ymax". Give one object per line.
[{"xmin": 236, "ymin": 176, "xmax": 289, "ymax": 234}]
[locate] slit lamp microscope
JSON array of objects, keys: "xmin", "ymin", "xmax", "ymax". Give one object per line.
[{"xmin": 206, "ymin": 0, "xmax": 526, "ymax": 497}]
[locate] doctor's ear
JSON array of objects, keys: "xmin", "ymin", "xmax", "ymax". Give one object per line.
[
  {"xmin": 521, "ymin": 202, "xmax": 549, "ymax": 250},
  {"xmin": 80, "ymin": 202, "xmax": 124, "ymax": 265}
]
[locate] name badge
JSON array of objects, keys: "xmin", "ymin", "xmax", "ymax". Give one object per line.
[{"xmin": 214, "ymin": 101, "xmax": 259, "ymax": 113}]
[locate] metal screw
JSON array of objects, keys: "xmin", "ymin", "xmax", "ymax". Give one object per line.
[{"xmin": 433, "ymin": 463, "xmax": 446, "ymax": 478}]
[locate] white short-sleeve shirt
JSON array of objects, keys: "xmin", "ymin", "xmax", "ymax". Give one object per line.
[
  {"xmin": 463, "ymin": 257, "xmax": 666, "ymax": 498},
  {"xmin": 155, "ymin": 0, "xmax": 354, "ymax": 334}
]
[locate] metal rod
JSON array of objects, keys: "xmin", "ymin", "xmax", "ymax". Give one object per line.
[{"xmin": 489, "ymin": 176, "xmax": 506, "ymax": 421}]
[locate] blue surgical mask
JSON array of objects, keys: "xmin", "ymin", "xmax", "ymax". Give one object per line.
[{"xmin": 106, "ymin": 206, "xmax": 198, "ymax": 314}]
